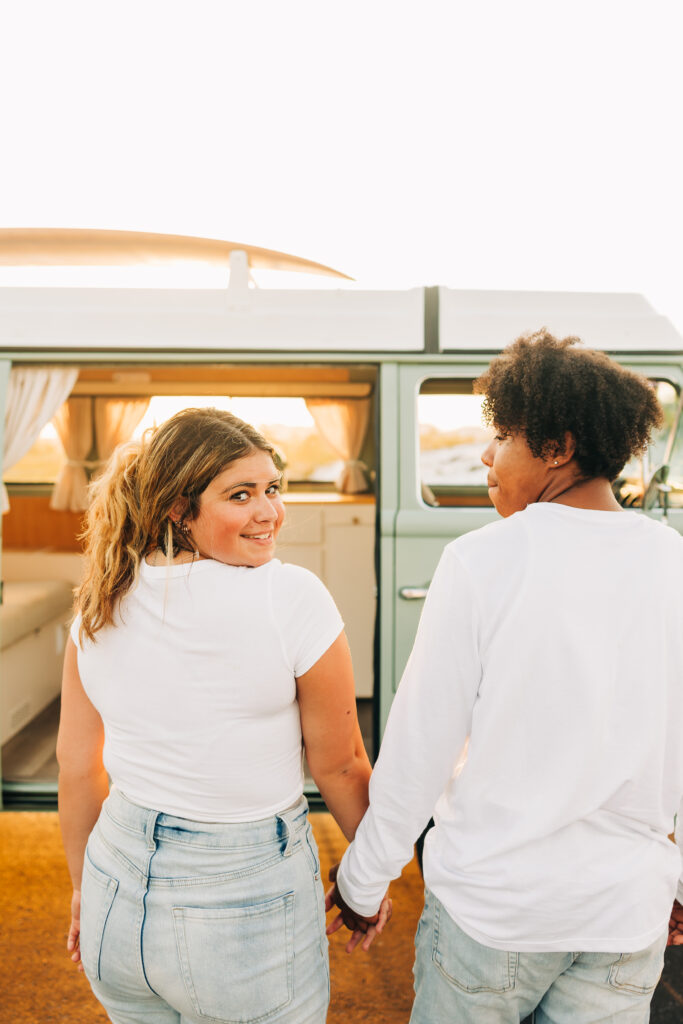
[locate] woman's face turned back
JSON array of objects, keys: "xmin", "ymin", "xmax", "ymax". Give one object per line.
[
  {"xmin": 188, "ymin": 450, "xmax": 285, "ymax": 567},
  {"xmin": 481, "ymin": 430, "xmax": 556, "ymax": 517}
]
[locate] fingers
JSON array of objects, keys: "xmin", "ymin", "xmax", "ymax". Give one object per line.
[
  {"xmin": 347, "ymin": 922, "xmax": 381, "ymax": 953},
  {"xmin": 325, "ymin": 885, "xmax": 392, "ymax": 951},
  {"xmin": 326, "ymin": 913, "xmax": 346, "ymax": 937},
  {"xmin": 67, "ymin": 918, "xmax": 83, "ymax": 967},
  {"xmin": 345, "ymin": 929, "xmax": 366, "ymax": 954},
  {"xmin": 361, "ymin": 925, "xmax": 380, "ymax": 952},
  {"xmin": 376, "ymin": 896, "xmax": 393, "ymax": 933},
  {"xmin": 67, "ymin": 920, "xmax": 79, "ymax": 952}
]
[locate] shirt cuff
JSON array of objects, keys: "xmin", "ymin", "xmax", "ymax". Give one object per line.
[{"xmin": 336, "ymin": 847, "xmax": 384, "ymax": 919}]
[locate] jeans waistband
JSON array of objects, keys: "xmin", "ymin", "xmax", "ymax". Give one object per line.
[{"xmin": 103, "ymin": 787, "xmax": 310, "ymax": 851}]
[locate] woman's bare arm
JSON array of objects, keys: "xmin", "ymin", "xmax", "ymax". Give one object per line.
[
  {"xmin": 57, "ymin": 638, "xmax": 109, "ymax": 964},
  {"xmin": 57, "ymin": 638, "xmax": 108, "ymax": 887},
  {"xmin": 296, "ymin": 631, "xmax": 372, "ymax": 842}
]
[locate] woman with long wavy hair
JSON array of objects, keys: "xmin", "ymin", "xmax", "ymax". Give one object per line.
[{"xmin": 57, "ymin": 407, "xmax": 389, "ymax": 1024}]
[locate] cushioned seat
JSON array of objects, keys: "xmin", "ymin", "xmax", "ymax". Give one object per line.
[{"xmin": 0, "ymin": 580, "xmax": 74, "ymax": 650}]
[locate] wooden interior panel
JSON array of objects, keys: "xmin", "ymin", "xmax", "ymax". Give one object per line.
[
  {"xmin": 76, "ymin": 365, "xmax": 360, "ymax": 383},
  {"xmin": 2, "ymin": 497, "xmax": 84, "ymax": 552}
]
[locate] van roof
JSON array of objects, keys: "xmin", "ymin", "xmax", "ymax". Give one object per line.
[
  {"xmin": 438, "ymin": 288, "xmax": 683, "ymax": 354},
  {"xmin": 0, "ymin": 285, "xmax": 681, "ymax": 355}
]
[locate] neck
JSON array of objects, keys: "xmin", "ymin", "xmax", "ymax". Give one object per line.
[
  {"xmin": 536, "ymin": 470, "xmax": 622, "ymax": 512},
  {"xmin": 146, "ymin": 547, "xmax": 203, "ymax": 566}
]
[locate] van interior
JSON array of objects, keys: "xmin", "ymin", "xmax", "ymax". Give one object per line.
[{"xmin": 0, "ymin": 361, "xmax": 380, "ymax": 806}]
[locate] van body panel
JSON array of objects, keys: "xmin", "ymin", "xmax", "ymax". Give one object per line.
[
  {"xmin": 439, "ymin": 288, "xmax": 683, "ymax": 354},
  {"xmin": 0, "ymin": 286, "xmax": 426, "ymax": 353}
]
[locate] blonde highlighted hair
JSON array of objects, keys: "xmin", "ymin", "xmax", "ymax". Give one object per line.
[{"xmin": 76, "ymin": 407, "xmax": 280, "ymax": 642}]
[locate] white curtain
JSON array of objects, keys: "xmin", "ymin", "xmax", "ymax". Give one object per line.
[
  {"xmin": 49, "ymin": 396, "xmax": 150, "ymax": 511},
  {"xmin": 93, "ymin": 397, "xmax": 150, "ymax": 465},
  {"xmin": 49, "ymin": 397, "xmax": 94, "ymax": 511},
  {"xmin": 2, "ymin": 367, "xmax": 78, "ymax": 513},
  {"xmin": 305, "ymin": 398, "xmax": 371, "ymax": 494}
]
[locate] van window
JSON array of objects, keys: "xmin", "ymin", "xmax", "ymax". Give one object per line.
[
  {"xmin": 419, "ymin": 377, "xmax": 683, "ymax": 511},
  {"xmin": 615, "ymin": 380, "xmax": 683, "ymax": 509},
  {"xmin": 3, "ymin": 395, "xmax": 343, "ymax": 487},
  {"xmin": 418, "ymin": 380, "xmax": 493, "ymax": 506}
]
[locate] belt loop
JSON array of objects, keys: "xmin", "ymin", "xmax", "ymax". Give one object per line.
[
  {"xmin": 144, "ymin": 810, "xmax": 160, "ymax": 851},
  {"xmin": 277, "ymin": 805, "xmax": 302, "ymax": 857}
]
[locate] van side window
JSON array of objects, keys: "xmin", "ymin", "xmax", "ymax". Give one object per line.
[
  {"xmin": 3, "ymin": 395, "xmax": 343, "ymax": 488},
  {"xmin": 418, "ymin": 377, "xmax": 683, "ymax": 512},
  {"xmin": 418, "ymin": 380, "xmax": 493, "ymax": 507},
  {"xmin": 615, "ymin": 379, "xmax": 683, "ymax": 509}
]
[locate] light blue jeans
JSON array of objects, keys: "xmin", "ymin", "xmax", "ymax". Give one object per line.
[
  {"xmin": 411, "ymin": 888, "xmax": 667, "ymax": 1024},
  {"xmin": 79, "ymin": 789, "xmax": 329, "ymax": 1024}
]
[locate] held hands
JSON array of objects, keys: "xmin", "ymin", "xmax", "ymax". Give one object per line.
[
  {"xmin": 668, "ymin": 900, "xmax": 683, "ymax": 946},
  {"xmin": 66, "ymin": 888, "xmax": 85, "ymax": 971},
  {"xmin": 325, "ymin": 863, "xmax": 392, "ymax": 953}
]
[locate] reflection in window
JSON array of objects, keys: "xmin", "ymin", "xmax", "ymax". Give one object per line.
[{"xmin": 418, "ymin": 383, "xmax": 493, "ymax": 505}]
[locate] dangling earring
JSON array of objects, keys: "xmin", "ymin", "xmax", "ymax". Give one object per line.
[{"xmin": 177, "ymin": 519, "xmax": 190, "ymax": 537}]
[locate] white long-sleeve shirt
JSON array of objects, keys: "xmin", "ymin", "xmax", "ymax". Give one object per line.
[{"xmin": 338, "ymin": 503, "xmax": 683, "ymax": 952}]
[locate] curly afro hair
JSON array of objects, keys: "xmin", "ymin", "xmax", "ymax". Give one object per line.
[{"xmin": 473, "ymin": 329, "xmax": 664, "ymax": 481}]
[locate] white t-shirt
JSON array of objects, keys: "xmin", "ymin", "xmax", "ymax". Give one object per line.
[
  {"xmin": 338, "ymin": 503, "xmax": 683, "ymax": 952},
  {"xmin": 71, "ymin": 557, "xmax": 343, "ymax": 822}
]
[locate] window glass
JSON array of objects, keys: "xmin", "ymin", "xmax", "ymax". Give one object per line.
[
  {"xmin": 616, "ymin": 380, "xmax": 682, "ymax": 508},
  {"xmin": 2, "ymin": 421, "xmax": 64, "ymax": 483},
  {"xmin": 418, "ymin": 382, "xmax": 493, "ymax": 505},
  {"xmin": 418, "ymin": 377, "xmax": 683, "ymax": 511},
  {"xmin": 3, "ymin": 396, "xmax": 342, "ymax": 486}
]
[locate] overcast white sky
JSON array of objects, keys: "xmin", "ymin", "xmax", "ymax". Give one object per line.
[{"xmin": 1, "ymin": 1, "xmax": 682, "ymax": 332}]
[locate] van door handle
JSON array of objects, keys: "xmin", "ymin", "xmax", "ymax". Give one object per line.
[{"xmin": 399, "ymin": 585, "xmax": 429, "ymax": 600}]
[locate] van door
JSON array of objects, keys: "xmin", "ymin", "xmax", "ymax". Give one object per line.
[
  {"xmin": 378, "ymin": 361, "xmax": 683, "ymax": 738},
  {"xmin": 378, "ymin": 362, "xmax": 497, "ymax": 735}
]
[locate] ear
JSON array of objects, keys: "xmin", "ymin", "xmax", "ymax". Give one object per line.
[
  {"xmin": 168, "ymin": 499, "xmax": 189, "ymax": 524},
  {"xmin": 548, "ymin": 432, "xmax": 576, "ymax": 467}
]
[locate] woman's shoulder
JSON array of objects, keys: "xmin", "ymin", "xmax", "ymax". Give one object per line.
[
  {"xmin": 268, "ymin": 558, "xmax": 333, "ymax": 595},
  {"xmin": 269, "ymin": 559, "xmax": 342, "ymax": 623}
]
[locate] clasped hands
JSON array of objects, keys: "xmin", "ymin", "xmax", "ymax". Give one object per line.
[
  {"xmin": 668, "ymin": 900, "xmax": 683, "ymax": 946},
  {"xmin": 325, "ymin": 863, "xmax": 392, "ymax": 953}
]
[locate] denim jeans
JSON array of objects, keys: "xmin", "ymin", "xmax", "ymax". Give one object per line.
[
  {"xmin": 79, "ymin": 789, "xmax": 329, "ymax": 1024},
  {"xmin": 411, "ymin": 888, "xmax": 667, "ymax": 1024}
]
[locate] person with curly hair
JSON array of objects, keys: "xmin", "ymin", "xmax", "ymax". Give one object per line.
[{"xmin": 327, "ymin": 330, "xmax": 683, "ymax": 1023}]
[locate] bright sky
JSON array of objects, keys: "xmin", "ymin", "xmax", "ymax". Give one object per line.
[{"xmin": 1, "ymin": 2, "xmax": 682, "ymax": 334}]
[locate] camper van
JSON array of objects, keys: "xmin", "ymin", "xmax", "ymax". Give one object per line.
[{"xmin": 1, "ymin": 233, "xmax": 682, "ymax": 809}]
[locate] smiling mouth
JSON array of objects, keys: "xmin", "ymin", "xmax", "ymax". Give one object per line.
[{"xmin": 242, "ymin": 533, "xmax": 273, "ymax": 541}]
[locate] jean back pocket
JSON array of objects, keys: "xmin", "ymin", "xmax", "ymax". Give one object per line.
[
  {"xmin": 173, "ymin": 891, "xmax": 294, "ymax": 1023},
  {"xmin": 433, "ymin": 900, "xmax": 517, "ymax": 994},
  {"xmin": 80, "ymin": 852, "xmax": 119, "ymax": 982},
  {"xmin": 608, "ymin": 932, "xmax": 667, "ymax": 995}
]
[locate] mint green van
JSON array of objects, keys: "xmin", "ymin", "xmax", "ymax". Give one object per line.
[{"xmin": 1, "ymin": 261, "xmax": 681, "ymax": 806}]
